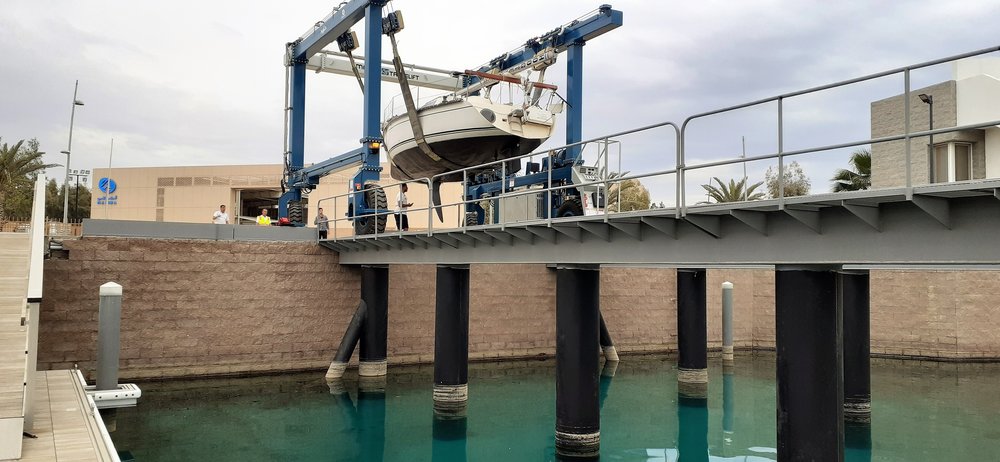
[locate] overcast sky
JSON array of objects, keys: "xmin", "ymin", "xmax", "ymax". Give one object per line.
[{"xmin": 2, "ymin": 0, "xmax": 998, "ymax": 203}]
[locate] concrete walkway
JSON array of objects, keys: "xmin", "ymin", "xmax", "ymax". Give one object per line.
[
  {"xmin": 1, "ymin": 232, "xmax": 116, "ymax": 461},
  {"xmin": 0, "ymin": 232, "xmax": 30, "ymax": 455},
  {"xmin": 18, "ymin": 371, "xmax": 116, "ymax": 462}
]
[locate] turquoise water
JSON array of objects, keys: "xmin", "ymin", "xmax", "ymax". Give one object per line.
[{"xmin": 108, "ymin": 354, "xmax": 1000, "ymax": 461}]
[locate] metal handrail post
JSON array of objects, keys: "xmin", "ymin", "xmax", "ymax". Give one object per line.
[
  {"xmin": 462, "ymin": 170, "xmax": 468, "ymax": 231},
  {"xmin": 675, "ymin": 127, "xmax": 683, "ymax": 216},
  {"xmin": 427, "ymin": 179, "xmax": 434, "ymax": 236},
  {"xmin": 777, "ymin": 97, "xmax": 785, "ymax": 209},
  {"xmin": 547, "ymin": 150, "xmax": 554, "ymax": 226},
  {"xmin": 500, "ymin": 161, "xmax": 507, "ymax": 230},
  {"xmin": 903, "ymin": 68, "xmax": 913, "ymax": 197},
  {"xmin": 677, "ymin": 125, "xmax": 685, "ymax": 218},
  {"xmin": 604, "ymin": 139, "xmax": 611, "ymax": 222}
]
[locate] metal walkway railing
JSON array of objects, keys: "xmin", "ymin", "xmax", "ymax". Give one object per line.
[{"xmin": 317, "ymin": 45, "xmax": 1000, "ymax": 262}]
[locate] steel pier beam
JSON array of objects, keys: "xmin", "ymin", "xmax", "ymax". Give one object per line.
[
  {"xmin": 598, "ymin": 312, "xmax": 618, "ymax": 361},
  {"xmin": 326, "ymin": 300, "xmax": 367, "ymax": 379},
  {"xmin": 776, "ymin": 267, "xmax": 844, "ymax": 461},
  {"xmin": 677, "ymin": 269, "xmax": 708, "ymax": 397},
  {"xmin": 555, "ymin": 265, "xmax": 601, "ymax": 458},
  {"xmin": 360, "ymin": 265, "xmax": 389, "ymax": 377},
  {"xmin": 842, "ymin": 271, "xmax": 871, "ymax": 423},
  {"xmin": 434, "ymin": 264, "xmax": 470, "ymax": 416}
]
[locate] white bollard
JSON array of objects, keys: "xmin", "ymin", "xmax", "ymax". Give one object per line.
[
  {"xmin": 97, "ymin": 282, "xmax": 122, "ymax": 391},
  {"xmin": 722, "ymin": 281, "xmax": 734, "ymax": 364}
]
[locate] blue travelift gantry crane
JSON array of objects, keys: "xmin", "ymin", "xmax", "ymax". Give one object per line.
[{"xmin": 279, "ymin": 1, "xmax": 622, "ymax": 230}]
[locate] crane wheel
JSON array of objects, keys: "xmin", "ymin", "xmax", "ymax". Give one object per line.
[
  {"xmin": 288, "ymin": 202, "xmax": 303, "ymax": 224},
  {"xmin": 557, "ymin": 198, "xmax": 583, "ymax": 217},
  {"xmin": 354, "ymin": 183, "xmax": 388, "ymax": 235}
]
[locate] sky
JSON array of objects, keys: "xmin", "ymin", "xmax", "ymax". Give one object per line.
[{"xmin": 2, "ymin": 0, "xmax": 998, "ymax": 205}]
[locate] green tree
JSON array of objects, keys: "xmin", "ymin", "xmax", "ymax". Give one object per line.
[
  {"xmin": 765, "ymin": 161, "xmax": 811, "ymax": 198},
  {"xmin": 67, "ymin": 183, "xmax": 92, "ymax": 220},
  {"xmin": 607, "ymin": 178, "xmax": 651, "ymax": 212},
  {"xmin": 44, "ymin": 178, "xmax": 66, "ymax": 219},
  {"xmin": 0, "ymin": 138, "xmax": 58, "ymax": 222},
  {"xmin": 700, "ymin": 177, "xmax": 765, "ymax": 203},
  {"xmin": 831, "ymin": 148, "xmax": 872, "ymax": 192}
]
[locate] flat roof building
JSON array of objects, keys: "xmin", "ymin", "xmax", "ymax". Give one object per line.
[
  {"xmin": 871, "ymin": 58, "xmax": 1000, "ymax": 188},
  {"xmin": 89, "ymin": 163, "xmax": 461, "ymax": 234}
]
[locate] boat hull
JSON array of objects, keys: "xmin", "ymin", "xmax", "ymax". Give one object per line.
[{"xmin": 382, "ymin": 96, "xmax": 554, "ymax": 182}]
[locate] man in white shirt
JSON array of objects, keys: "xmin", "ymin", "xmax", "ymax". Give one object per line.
[
  {"xmin": 394, "ymin": 184, "xmax": 413, "ymax": 231},
  {"xmin": 212, "ymin": 204, "xmax": 230, "ymax": 224}
]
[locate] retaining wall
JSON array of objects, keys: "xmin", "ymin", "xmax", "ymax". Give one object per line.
[{"xmin": 38, "ymin": 237, "xmax": 1000, "ymax": 380}]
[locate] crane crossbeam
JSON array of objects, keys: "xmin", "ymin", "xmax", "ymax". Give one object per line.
[{"xmin": 307, "ymin": 51, "xmax": 462, "ymax": 91}]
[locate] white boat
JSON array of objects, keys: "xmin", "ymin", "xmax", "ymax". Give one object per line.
[{"xmin": 382, "ymin": 78, "xmax": 559, "ymax": 183}]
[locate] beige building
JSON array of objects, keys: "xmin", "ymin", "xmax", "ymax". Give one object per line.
[
  {"xmin": 89, "ymin": 163, "xmax": 462, "ymax": 234},
  {"xmin": 871, "ymin": 58, "xmax": 1000, "ymax": 187}
]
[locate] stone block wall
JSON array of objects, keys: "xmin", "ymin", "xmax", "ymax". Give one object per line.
[
  {"xmin": 40, "ymin": 238, "xmax": 359, "ymax": 379},
  {"xmin": 38, "ymin": 237, "xmax": 1000, "ymax": 380},
  {"xmin": 871, "ymin": 270, "xmax": 1000, "ymax": 359}
]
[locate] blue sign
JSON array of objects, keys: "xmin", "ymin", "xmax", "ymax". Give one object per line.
[{"xmin": 98, "ymin": 177, "xmax": 117, "ymax": 194}]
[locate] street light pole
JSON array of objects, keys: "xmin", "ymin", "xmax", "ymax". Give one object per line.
[
  {"xmin": 919, "ymin": 93, "xmax": 934, "ymax": 182},
  {"xmin": 63, "ymin": 80, "xmax": 85, "ymax": 223}
]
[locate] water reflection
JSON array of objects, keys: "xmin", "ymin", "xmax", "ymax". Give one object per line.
[
  {"xmin": 108, "ymin": 354, "xmax": 1000, "ymax": 461},
  {"xmin": 432, "ymin": 415, "xmax": 468, "ymax": 462},
  {"xmin": 845, "ymin": 422, "xmax": 872, "ymax": 462},
  {"xmin": 357, "ymin": 377, "xmax": 386, "ymax": 462},
  {"xmin": 677, "ymin": 392, "xmax": 709, "ymax": 462},
  {"xmin": 722, "ymin": 365, "xmax": 735, "ymax": 456},
  {"xmin": 599, "ymin": 360, "xmax": 618, "ymax": 409}
]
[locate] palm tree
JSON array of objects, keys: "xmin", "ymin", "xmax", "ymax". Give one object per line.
[
  {"xmin": 700, "ymin": 177, "xmax": 765, "ymax": 203},
  {"xmin": 607, "ymin": 178, "xmax": 651, "ymax": 212},
  {"xmin": 831, "ymin": 148, "xmax": 872, "ymax": 192},
  {"xmin": 0, "ymin": 139, "xmax": 58, "ymax": 222}
]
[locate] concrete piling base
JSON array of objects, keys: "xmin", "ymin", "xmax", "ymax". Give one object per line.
[
  {"xmin": 721, "ymin": 345, "xmax": 735, "ymax": 364},
  {"xmin": 433, "ymin": 384, "xmax": 468, "ymax": 416},
  {"xmin": 325, "ymin": 361, "xmax": 348, "ymax": 380},
  {"xmin": 555, "ymin": 431, "xmax": 601, "ymax": 459},
  {"xmin": 359, "ymin": 360, "xmax": 388, "ymax": 377}
]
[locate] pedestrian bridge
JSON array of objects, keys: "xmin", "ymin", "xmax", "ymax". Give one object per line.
[
  {"xmin": 315, "ymin": 45, "xmax": 1000, "ymax": 267},
  {"xmin": 322, "ymin": 180, "xmax": 1000, "ymax": 266}
]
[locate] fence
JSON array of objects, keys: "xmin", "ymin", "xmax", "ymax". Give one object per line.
[{"xmin": 0, "ymin": 218, "xmax": 83, "ymax": 237}]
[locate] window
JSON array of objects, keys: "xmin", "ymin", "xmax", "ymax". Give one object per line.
[{"xmin": 931, "ymin": 142, "xmax": 973, "ymax": 183}]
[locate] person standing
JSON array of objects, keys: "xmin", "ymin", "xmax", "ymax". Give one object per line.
[
  {"xmin": 395, "ymin": 183, "xmax": 413, "ymax": 231},
  {"xmin": 315, "ymin": 207, "xmax": 329, "ymax": 239},
  {"xmin": 256, "ymin": 208, "xmax": 272, "ymax": 226},
  {"xmin": 212, "ymin": 204, "xmax": 230, "ymax": 224}
]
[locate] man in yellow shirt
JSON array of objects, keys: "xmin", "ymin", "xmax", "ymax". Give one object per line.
[{"xmin": 256, "ymin": 208, "xmax": 272, "ymax": 226}]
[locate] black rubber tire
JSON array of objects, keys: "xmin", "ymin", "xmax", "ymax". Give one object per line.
[
  {"xmin": 287, "ymin": 202, "xmax": 303, "ymax": 224},
  {"xmin": 353, "ymin": 183, "xmax": 388, "ymax": 235},
  {"xmin": 557, "ymin": 198, "xmax": 583, "ymax": 217}
]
